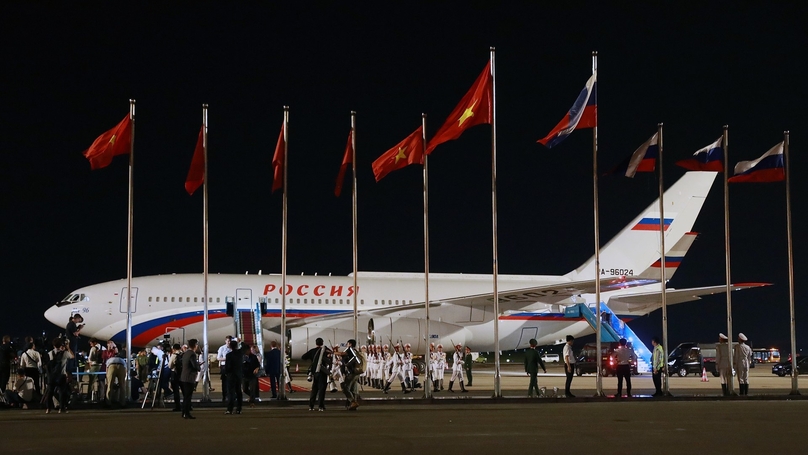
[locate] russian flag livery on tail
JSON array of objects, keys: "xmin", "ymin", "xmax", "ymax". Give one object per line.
[{"xmin": 631, "ymin": 216, "xmax": 674, "ymax": 231}]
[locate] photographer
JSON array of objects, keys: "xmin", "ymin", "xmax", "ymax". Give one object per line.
[
  {"xmin": 65, "ymin": 314, "xmax": 84, "ymax": 374},
  {"xmin": 301, "ymin": 338, "xmax": 331, "ymax": 411}
]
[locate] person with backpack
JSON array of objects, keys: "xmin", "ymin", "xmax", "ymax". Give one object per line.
[
  {"xmin": 44, "ymin": 337, "xmax": 73, "ymax": 414},
  {"xmin": 19, "ymin": 342, "xmax": 42, "ymax": 396},
  {"xmin": 86, "ymin": 339, "xmax": 103, "ymax": 402},
  {"xmin": 301, "ymin": 338, "xmax": 332, "ymax": 411},
  {"xmin": 168, "ymin": 344, "xmax": 183, "ymax": 412},
  {"xmin": 336, "ymin": 339, "xmax": 364, "ymax": 410}
]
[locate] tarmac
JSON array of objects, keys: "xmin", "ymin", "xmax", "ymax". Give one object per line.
[{"xmin": 2, "ymin": 364, "xmax": 805, "ymax": 454}]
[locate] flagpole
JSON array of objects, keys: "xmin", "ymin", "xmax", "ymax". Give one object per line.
[
  {"xmin": 784, "ymin": 131, "xmax": 799, "ymax": 395},
  {"xmin": 125, "ymin": 99, "xmax": 135, "ymax": 402},
  {"xmin": 422, "ymin": 113, "xmax": 432, "ymax": 399},
  {"xmin": 722, "ymin": 125, "xmax": 735, "ymax": 395},
  {"xmin": 351, "ymin": 111, "xmax": 358, "ymax": 344},
  {"xmin": 279, "ymin": 106, "xmax": 289, "ymax": 401},
  {"xmin": 657, "ymin": 123, "xmax": 671, "ymax": 396},
  {"xmin": 489, "ymin": 46, "xmax": 501, "ymax": 399},
  {"xmin": 592, "ymin": 51, "xmax": 604, "ymax": 397},
  {"xmin": 201, "ymin": 104, "xmax": 210, "ymax": 401}
]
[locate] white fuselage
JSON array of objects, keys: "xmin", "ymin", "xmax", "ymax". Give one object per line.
[{"xmin": 45, "ymin": 271, "xmax": 647, "ymax": 357}]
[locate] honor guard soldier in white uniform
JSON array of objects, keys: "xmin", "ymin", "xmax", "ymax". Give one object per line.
[
  {"xmin": 715, "ymin": 333, "xmax": 733, "ymax": 396},
  {"xmin": 382, "ymin": 345, "xmax": 391, "ymax": 385},
  {"xmin": 359, "ymin": 345, "xmax": 369, "ymax": 387},
  {"xmin": 436, "ymin": 344, "xmax": 447, "ymax": 391},
  {"xmin": 734, "ymin": 333, "xmax": 753, "ymax": 395},
  {"xmin": 383, "ymin": 344, "xmax": 409, "ymax": 394},
  {"xmin": 374, "ymin": 345, "xmax": 384, "ymax": 389},
  {"xmin": 429, "ymin": 343, "xmax": 439, "ymax": 392},
  {"xmin": 403, "ymin": 343, "xmax": 415, "ymax": 392},
  {"xmin": 449, "ymin": 343, "xmax": 467, "ymax": 393},
  {"xmin": 329, "ymin": 346, "xmax": 343, "ymax": 393}
]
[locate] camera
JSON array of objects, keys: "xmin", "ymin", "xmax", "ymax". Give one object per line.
[{"xmin": 306, "ymin": 372, "xmax": 313, "ymax": 382}]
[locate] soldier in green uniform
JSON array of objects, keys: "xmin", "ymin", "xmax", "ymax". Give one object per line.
[
  {"xmin": 524, "ymin": 339, "xmax": 546, "ymax": 398},
  {"xmin": 463, "ymin": 347, "xmax": 473, "ymax": 387}
]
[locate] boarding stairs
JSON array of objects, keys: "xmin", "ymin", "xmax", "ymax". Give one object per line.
[{"xmin": 564, "ymin": 303, "xmax": 652, "ymax": 373}]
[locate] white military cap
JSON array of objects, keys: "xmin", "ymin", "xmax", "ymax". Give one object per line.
[
  {"xmin": 719, "ymin": 333, "xmax": 728, "ymax": 340},
  {"xmin": 738, "ymin": 333, "xmax": 748, "ymax": 341}
]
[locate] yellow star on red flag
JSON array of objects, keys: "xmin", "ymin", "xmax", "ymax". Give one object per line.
[{"xmin": 394, "ymin": 146, "xmax": 407, "ymax": 164}]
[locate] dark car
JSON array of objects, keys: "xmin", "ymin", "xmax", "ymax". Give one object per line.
[
  {"xmin": 575, "ymin": 342, "xmax": 638, "ymax": 377},
  {"xmin": 668, "ymin": 342, "xmax": 719, "ymax": 377},
  {"xmin": 771, "ymin": 356, "xmax": 808, "ymax": 376}
]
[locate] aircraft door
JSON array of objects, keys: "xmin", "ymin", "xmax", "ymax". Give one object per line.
[
  {"xmin": 119, "ymin": 287, "xmax": 138, "ymax": 314},
  {"xmin": 236, "ymin": 288, "xmax": 252, "ymax": 312},
  {"xmin": 470, "ymin": 305, "xmax": 485, "ymax": 322},
  {"xmin": 516, "ymin": 327, "xmax": 538, "ymax": 350}
]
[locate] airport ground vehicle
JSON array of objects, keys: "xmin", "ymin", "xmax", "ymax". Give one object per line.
[
  {"xmin": 753, "ymin": 348, "xmax": 781, "ymax": 364},
  {"xmin": 541, "ymin": 353, "xmax": 560, "ymax": 363},
  {"xmin": 771, "ymin": 356, "xmax": 808, "ymax": 376},
  {"xmin": 667, "ymin": 342, "xmax": 719, "ymax": 377},
  {"xmin": 575, "ymin": 342, "xmax": 638, "ymax": 376}
]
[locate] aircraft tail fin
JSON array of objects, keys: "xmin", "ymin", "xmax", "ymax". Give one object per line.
[
  {"xmin": 637, "ymin": 231, "xmax": 698, "ymax": 280},
  {"xmin": 567, "ymin": 171, "xmax": 717, "ymax": 281}
]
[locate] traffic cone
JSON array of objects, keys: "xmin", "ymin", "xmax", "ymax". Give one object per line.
[
  {"xmin": 701, "ymin": 367, "xmax": 709, "ymax": 382},
  {"xmin": 295, "ymin": 363, "xmax": 299, "ymax": 372}
]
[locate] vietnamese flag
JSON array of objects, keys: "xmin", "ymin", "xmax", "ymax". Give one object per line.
[
  {"xmin": 272, "ymin": 123, "xmax": 285, "ymax": 193},
  {"xmin": 372, "ymin": 126, "xmax": 424, "ymax": 182},
  {"xmin": 185, "ymin": 126, "xmax": 205, "ymax": 195},
  {"xmin": 334, "ymin": 129, "xmax": 353, "ymax": 197},
  {"xmin": 82, "ymin": 114, "xmax": 132, "ymax": 170},
  {"xmin": 426, "ymin": 61, "xmax": 492, "ymax": 154}
]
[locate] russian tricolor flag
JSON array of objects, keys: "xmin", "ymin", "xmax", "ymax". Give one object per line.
[
  {"xmin": 676, "ymin": 137, "xmax": 724, "ymax": 172},
  {"xmin": 729, "ymin": 142, "xmax": 785, "ymax": 183},
  {"xmin": 538, "ymin": 72, "xmax": 597, "ymax": 148},
  {"xmin": 609, "ymin": 132, "xmax": 658, "ymax": 178},
  {"xmin": 632, "ymin": 217, "xmax": 673, "ymax": 231}
]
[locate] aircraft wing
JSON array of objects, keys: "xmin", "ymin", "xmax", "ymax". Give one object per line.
[
  {"xmin": 281, "ymin": 276, "xmax": 659, "ymax": 329},
  {"xmin": 606, "ymin": 282, "xmax": 771, "ymax": 313}
]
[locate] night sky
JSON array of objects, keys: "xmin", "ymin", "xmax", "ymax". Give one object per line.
[{"xmin": 2, "ymin": 2, "xmax": 806, "ymax": 353}]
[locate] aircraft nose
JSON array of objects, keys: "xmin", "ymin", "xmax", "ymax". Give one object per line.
[{"xmin": 44, "ymin": 304, "xmax": 62, "ymax": 327}]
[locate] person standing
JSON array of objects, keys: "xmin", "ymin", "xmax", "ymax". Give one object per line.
[
  {"xmin": 265, "ymin": 340, "xmax": 281, "ymax": 399},
  {"xmin": 302, "ymin": 337, "xmax": 331, "ymax": 411},
  {"xmin": 524, "ymin": 339, "xmax": 546, "ymax": 397},
  {"xmin": 435, "ymin": 344, "xmax": 447, "ymax": 392},
  {"xmin": 217, "ymin": 336, "xmax": 233, "ymax": 403},
  {"xmin": 651, "ymin": 337, "xmax": 665, "ymax": 397},
  {"xmin": 243, "ymin": 344, "xmax": 260, "ymax": 407},
  {"xmin": 86, "ymin": 339, "xmax": 103, "ymax": 402},
  {"xmin": 734, "ymin": 333, "xmax": 753, "ymax": 396},
  {"xmin": 224, "ymin": 340, "xmax": 244, "ymax": 414},
  {"xmin": 180, "ymin": 339, "xmax": 200, "ymax": 419},
  {"xmin": 563, "ymin": 335, "xmax": 576, "ymax": 398},
  {"xmin": 611, "ymin": 338, "xmax": 637, "ymax": 398},
  {"xmin": 715, "ymin": 333, "xmax": 732, "ymax": 396},
  {"xmin": 45, "ymin": 337, "xmax": 73, "ymax": 414},
  {"xmin": 168, "ymin": 344, "xmax": 183, "ymax": 412},
  {"xmin": 449, "ymin": 343, "xmax": 467, "ymax": 393},
  {"xmin": 382, "ymin": 344, "xmax": 407, "ymax": 394},
  {"xmin": 0, "ymin": 335, "xmax": 17, "ymax": 393},
  {"xmin": 64, "ymin": 314, "xmax": 84, "ymax": 374},
  {"xmin": 19, "ymin": 342, "xmax": 42, "ymax": 396},
  {"xmin": 464, "ymin": 346, "xmax": 474, "ymax": 387}
]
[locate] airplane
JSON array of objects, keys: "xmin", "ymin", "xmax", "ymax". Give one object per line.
[{"xmin": 45, "ymin": 171, "xmax": 765, "ymax": 370}]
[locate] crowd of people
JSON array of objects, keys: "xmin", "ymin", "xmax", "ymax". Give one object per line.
[{"xmin": 0, "ymin": 317, "xmax": 760, "ymax": 414}]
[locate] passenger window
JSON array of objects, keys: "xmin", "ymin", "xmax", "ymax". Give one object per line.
[
  {"xmin": 340, "ymin": 299, "xmax": 343, "ymax": 305},
  {"xmin": 171, "ymin": 297, "xmax": 175, "ymax": 302},
  {"xmin": 361, "ymin": 299, "xmax": 364, "ymax": 305},
  {"xmin": 194, "ymin": 297, "xmax": 198, "ymax": 302},
  {"xmin": 148, "ymin": 297, "xmax": 152, "ymax": 302},
  {"xmin": 318, "ymin": 299, "xmax": 322, "ymax": 304},
  {"xmin": 217, "ymin": 297, "xmax": 221, "ymax": 303}
]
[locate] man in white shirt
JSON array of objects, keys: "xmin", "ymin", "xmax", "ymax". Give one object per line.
[
  {"xmin": 563, "ymin": 335, "xmax": 576, "ymax": 398},
  {"xmin": 217, "ymin": 336, "xmax": 233, "ymax": 402}
]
